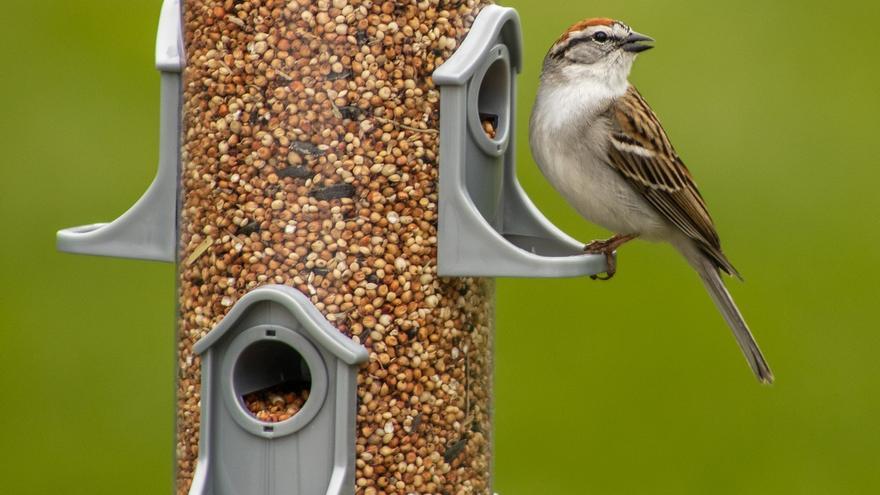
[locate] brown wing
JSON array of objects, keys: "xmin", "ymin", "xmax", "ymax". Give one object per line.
[{"xmin": 606, "ymin": 85, "xmax": 740, "ymax": 277}]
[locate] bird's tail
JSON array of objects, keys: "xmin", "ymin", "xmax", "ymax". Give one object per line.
[{"xmin": 680, "ymin": 245, "xmax": 774, "ymax": 384}]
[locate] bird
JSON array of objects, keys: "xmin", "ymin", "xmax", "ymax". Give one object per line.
[{"xmin": 528, "ymin": 17, "xmax": 773, "ymax": 383}]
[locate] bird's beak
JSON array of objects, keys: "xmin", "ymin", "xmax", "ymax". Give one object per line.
[{"xmin": 622, "ymin": 31, "xmax": 654, "ymax": 53}]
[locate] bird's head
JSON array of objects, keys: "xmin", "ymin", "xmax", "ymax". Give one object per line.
[{"xmin": 543, "ymin": 18, "xmax": 653, "ymax": 87}]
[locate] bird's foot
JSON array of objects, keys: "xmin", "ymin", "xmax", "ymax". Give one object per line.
[
  {"xmin": 584, "ymin": 238, "xmax": 614, "ymax": 255},
  {"xmin": 584, "ymin": 234, "xmax": 638, "ymax": 281}
]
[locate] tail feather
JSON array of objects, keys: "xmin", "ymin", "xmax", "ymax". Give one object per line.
[{"xmin": 684, "ymin": 249, "xmax": 774, "ymax": 384}]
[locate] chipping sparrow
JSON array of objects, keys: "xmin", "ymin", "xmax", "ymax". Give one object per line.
[{"xmin": 528, "ymin": 18, "xmax": 773, "ymax": 383}]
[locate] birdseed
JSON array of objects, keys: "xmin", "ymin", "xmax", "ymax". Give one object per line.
[
  {"xmin": 480, "ymin": 117, "xmax": 496, "ymax": 139},
  {"xmin": 244, "ymin": 384, "xmax": 311, "ymax": 422}
]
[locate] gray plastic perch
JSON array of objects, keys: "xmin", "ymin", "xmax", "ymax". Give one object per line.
[
  {"xmin": 189, "ymin": 285, "xmax": 368, "ymax": 495},
  {"xmin": 434, "ymin": 5, "xmax": 606, "ymax": 278},
  {"xmin": 56, "ymin": 0, "xmax": 182, "ymax": 263}
]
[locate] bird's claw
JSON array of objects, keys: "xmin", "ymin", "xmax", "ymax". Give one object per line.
[
  {"xmin": 584, "ymin": 234, "xmax": 637, "ymax": 281},
  {"xmin": 589, "ymin": 251, "xmax": 617, "ymax": 281}
]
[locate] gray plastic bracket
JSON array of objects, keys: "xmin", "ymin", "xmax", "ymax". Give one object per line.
[
  {"xmin": 56, "ymin": 0, "xmax": 183, "ymax": 263},
  {"xmin": 433, "ymin": 5, "xmax": 606, "ymax": 278},
  {"xmin": 190, "ymin": 285, "xmax": 369, "ymax": 495}
]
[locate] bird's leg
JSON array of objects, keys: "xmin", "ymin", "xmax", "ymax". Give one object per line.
[{"xmin": 584, "ymin": 234, "xmax": 638, "ymax": 281}]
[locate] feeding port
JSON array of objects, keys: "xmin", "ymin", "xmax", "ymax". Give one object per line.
[
  {"xmin": 234, "ymin": 333, "xmax": 315, "ymax": 424},
  {"xmin": 188, "ymin": 286, "xmax": 366, "ymax": 495},
  {"xmin": 434, "ymin": 6, "xmax": 608, "ymax": 278},
  {"xmin": 473, "ymin": 50, "xmax": 511, "ymax": 152}
]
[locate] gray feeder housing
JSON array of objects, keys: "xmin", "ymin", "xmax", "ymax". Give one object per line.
[
  {"xmin": 52, "ymin": 3, "xmax": 602, "ymax": 494},
  {"xmin": 189, "ymin": 285, "xmax": 368, "ymax": 495},
  {"xmin": 55, "ymin": 0, "xmax": 182, "ymax": 263},
  {"xmin": 434, "ymin": 5, "xmax": 606, "ymax": 278}
]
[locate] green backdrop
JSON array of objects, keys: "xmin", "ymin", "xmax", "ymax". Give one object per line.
[{"xmin": 1, "ymin": 0, "xmax": 878, "ymax": 493}]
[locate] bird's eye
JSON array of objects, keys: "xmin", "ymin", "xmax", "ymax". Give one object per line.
[{"xmin": 594, "ymin": 32, "xmax": 609, "ymax": 43}]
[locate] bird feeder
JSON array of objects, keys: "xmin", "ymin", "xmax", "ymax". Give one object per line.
[{"xmin": 57, "ymin": 1, "xmax": 605, "ymax": 494}]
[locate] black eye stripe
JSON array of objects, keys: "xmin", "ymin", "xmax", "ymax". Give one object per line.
[
  {"xmin": 564, "ymin": 32, "xmax": 620, "ymax": 50},
  {"xmin": 551, "ymin": 31, "xmax": 623, "ymax": 59}
]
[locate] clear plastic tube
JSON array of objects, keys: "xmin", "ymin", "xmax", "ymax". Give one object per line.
[{"xmin": 177, "ymin": 1, "xmax": 494, "ymax": 493}]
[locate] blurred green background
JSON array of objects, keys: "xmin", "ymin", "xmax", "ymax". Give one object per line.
[{"xmin": 1, "ymin": 0, "xmax": 878, "ymax": 493}]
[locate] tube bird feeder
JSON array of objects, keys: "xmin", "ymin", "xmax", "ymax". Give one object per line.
[{"xmin": 57, "ymin": 1, "xmax": 606, "ymax": 494}]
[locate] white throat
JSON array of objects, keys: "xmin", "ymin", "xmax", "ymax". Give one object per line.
[
  {"xmin": 562, "ymin": 60, "xmax": 631, "ymax": 95},
  {"xmin": 536, "ymin": 54, "xmax": 635, "ymax": 129},
  {"xmin": 535, "ymin": 60, "xmax": 632, "ymax": 132}
]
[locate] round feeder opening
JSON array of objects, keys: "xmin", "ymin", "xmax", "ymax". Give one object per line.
[
  {"xmin": 473, "ymin": 46, "xmax": 511, "ymax": 151},
  {"xmin": 233, "ymin": 336, "xmax": 312, "ymax": 424}
]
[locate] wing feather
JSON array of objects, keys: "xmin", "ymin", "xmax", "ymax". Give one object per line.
[{"xmin": 605, "ymin": 86, "xmax": 740, "ymax": 277}]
